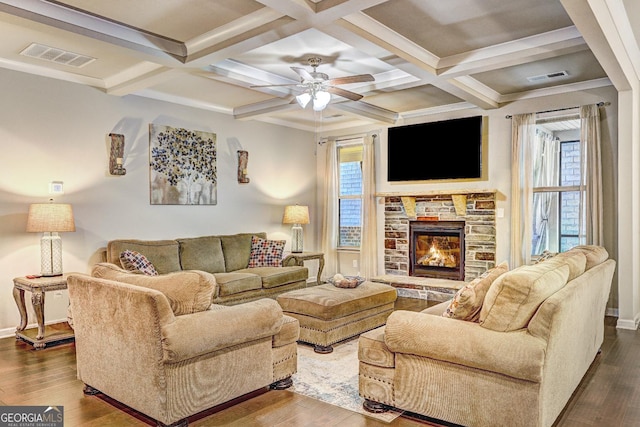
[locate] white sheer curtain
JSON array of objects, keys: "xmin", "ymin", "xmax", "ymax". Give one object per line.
[
  {"xmin": 532, "ymin": 129, "xmax": 560, "ymax": 254},
  {"xmin": 359, "ymin": 133, "xmax": 378, "ymax": 280},
  {"xmin": 580, "ymin": 104, "xmax": 604, "ymax": 245},
  {"xmin": 510, "ymin": 113, "xmax": 537, "ymax": 267},
  {"xmin": 321, "ymin": 138, "xmax": 339, "ymax": 280}
]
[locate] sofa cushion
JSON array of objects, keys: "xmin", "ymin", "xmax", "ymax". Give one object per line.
[
  {"xmin": 177, "ymin": 236, "xmax": 226, "ymax": 273},
  {"xmin": 569, "ymin": 245, "xmax": 609, "ymax": 270},
  {"xmin": 107, "ymin": 239, "xmax": 181, "ymax": 274},
  {"xmin": 545, "ymin": 250, "xmax": 587, "ymax": 281},
  {"xmin": 213, "ymin": 272, "xmax": 263, "ymax": 296},
  {"xmin": 248, "ymin": 235, "xmax": 286, "ymax": 267},
  {"xmin": 479, "ymin": 262, "xmax": 570, "ymax": 332},
  {"xmin": 92, "ymin": 262, "xmax": 215, "ymax": 315},
  {"xmin": 237, "ymin": 266, "xmax": 309, "ymax": 289},
  {"xmin": 119, "ymin": 250, "xmax": 159, "ymax": 276},
  {"xmin": 442, "ymin": 261, "xmax": 508, "ymax": 322},
  {"xmin": 220, "ymin": 232, "xmax": 266, "ymax": 272}
]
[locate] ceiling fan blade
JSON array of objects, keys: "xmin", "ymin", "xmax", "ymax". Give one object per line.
[
  {"xmin": 291, "ymin": 66, "xmax": 314, "ymax": 81},
  {"xmin": 325, "ymin": 74, "xmax": 374, "ymax": 85},
  {"xmin": 326, "ymin": 86, "xmax": 363, "ymax": 101},
  {"xmin": 249, "ymin": 83, "xmax": 302, "ymax": 88}
]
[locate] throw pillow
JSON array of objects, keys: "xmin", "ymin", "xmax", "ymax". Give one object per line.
[
  {"xmin": 442, "ymin": 261, "xmax": 509, "ymax": 322},
  {"xmin": 248, "ymin": 235, "xmax": 285, "ymax": 268},
  {"xmin": 479, "ymin": 262, "xmax": 570, "ymax": 332},
  {"xmin": 534, "ymin": 250, "xmax": 557, "ymax": 264},
  {"xmin": 120, "ymin": 250, "xmax": 159, "ymax": 276}
]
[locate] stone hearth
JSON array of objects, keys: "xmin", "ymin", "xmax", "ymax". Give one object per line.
[{"xmin": 373, "ymin": 189, "xmax": 497, "ymax": 300}]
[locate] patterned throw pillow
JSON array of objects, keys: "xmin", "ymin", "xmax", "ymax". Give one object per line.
[
  {"xmin": 120, "ymin": 250, "xmax": 159, "ymax": 276},
  {"xmin": 534, "ymin": 250, "xmax": 557, "ymax": 264},
  {"xmin": 442, "ymin": 261, "xmax": 509, "ymax": 322},
  {"xmin": 248, "ymin": 235, "xmax": 285, "ymax": 268}
]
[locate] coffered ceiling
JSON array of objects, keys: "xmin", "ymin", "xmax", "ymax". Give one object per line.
[{"xmin": 0, "ymin": 0, "xmax": 617, "ymax": 132}]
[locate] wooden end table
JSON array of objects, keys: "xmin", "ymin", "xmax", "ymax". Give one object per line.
[
  {"xmin": 282, "ymin": 251, "xmax": 325, "ymax": 286},
  {"xmin": 13, "ymin": 274, "xmax": 74, "ymax": 349}
]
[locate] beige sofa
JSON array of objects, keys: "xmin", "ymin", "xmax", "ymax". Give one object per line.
[
  {"xmin": 104, "ymin": 232, "xmax": 308, "ymax": 305},
  {"xmin": 358, "ymin": 245, "xmax": 615, "ymax": 427},
  {"xmin": 68, "ymin": 272, "xmax": 300, "ymax": 427}
]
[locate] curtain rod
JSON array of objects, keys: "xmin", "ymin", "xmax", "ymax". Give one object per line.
[{"xmin": 504, "ymin": 101, "xmax": 610, "ymax": 119}]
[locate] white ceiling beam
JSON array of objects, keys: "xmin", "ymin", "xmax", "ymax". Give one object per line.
[
  {"xmin": 0, "ymin": 0, "xmax": 186, "ymax": 61},
  {"xmin": 135, "ymin": 89, "xmax": 233, "ymax": 115},
  {"xmin": 438, "ymin": 27, "xmax": 589, "ymax": 78},
  {"xmin": 233, "ymin": 98, "xmax": 299, "ymax": 120},
  {"xmin": 499, "ymin": 77, "xmax": 612, "ymax": 103},
  {"xmin": 332, "ymin": 101, "xmax": 399, "ymax": 124},
  {"xmin": 0, "ymin": 56, "xmax": 105, "ymax": 88},
  {"xmin": 106, "ymin": 66, "xmax": 179, "ymax": 96},
  {"xmin": 561, "ymin": 0, "xmax": 637, "ymax": 91},
  {"xmin": 184, "ymin": 8, "xmax": 286, "ymax": 60}
]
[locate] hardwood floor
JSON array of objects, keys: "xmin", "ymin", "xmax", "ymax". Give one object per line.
[{"xmin": 0, "ymin": 298, "xmax": 637, "ymax": 426}]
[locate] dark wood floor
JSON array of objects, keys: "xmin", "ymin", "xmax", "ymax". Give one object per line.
[{"xmin": 1, "ymin": 298, "xmax": 637, "ymax": 426}]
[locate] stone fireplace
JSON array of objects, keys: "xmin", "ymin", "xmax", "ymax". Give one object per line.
[{"xmin": 382, "ymin": 190, "xmax": 497, "ymax": 283}]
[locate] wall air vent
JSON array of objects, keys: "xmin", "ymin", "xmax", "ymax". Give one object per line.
[
  {"xmin": 527, "ymin": 70, "xmax": 569, "ymax": 83},
  {"xmin": 20, "ymin": 43, "xmax": 96, "ymax": 68}
]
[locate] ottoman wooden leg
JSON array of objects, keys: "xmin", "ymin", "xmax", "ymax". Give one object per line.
[{"xmin": 313, "ymin": 344, "xmax": 333, "ymax": 354}]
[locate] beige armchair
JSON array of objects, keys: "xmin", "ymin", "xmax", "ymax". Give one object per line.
[{"xmin": 68, "ymin": 273, "xmax": 299, "ymax": 427}]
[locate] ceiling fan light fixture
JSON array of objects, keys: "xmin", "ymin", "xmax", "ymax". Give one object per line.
[
  {"xmin": 296, "ymin": 92, "xmax": 311, "ymax": 108},
  {"xmin": 313, "ymin": 90, "xmax": 331, "ymax": 111}
]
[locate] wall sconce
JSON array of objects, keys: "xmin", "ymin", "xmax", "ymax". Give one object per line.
[
  {"xmin": 283, "ymin": 205, "xmax": 310, "ymax": 253},
  {"xmin": 26, "ymin": 202, "xmax": 76, "ymax": 276},
  {"xmin": 109, "ymin": 133, "xmax": 126, "ymax": 175}
]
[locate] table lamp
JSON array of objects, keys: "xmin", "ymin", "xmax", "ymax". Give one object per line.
[
  {"xmin": 283, "ymin": 205, "xmax": 310, "ymax": 253},
  {"xmin": 26, "ymin": 202, "xmax": 76, "ymax": 276}
]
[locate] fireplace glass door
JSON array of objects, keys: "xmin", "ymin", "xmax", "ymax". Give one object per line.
[{"xmin": 410, "ymin": 221, "xmax": 465, "ymax": 280}]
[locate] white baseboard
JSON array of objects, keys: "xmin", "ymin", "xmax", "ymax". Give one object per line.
[
  {"xmin": 606, "ymin": 307, "xmax": 619, "ymax": 317},
  {"xmin": 616, "ymin": 316, "xmax": 639, "ymax": 330}
]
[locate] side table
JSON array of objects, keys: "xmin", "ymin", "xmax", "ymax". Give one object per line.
[
  {"xmin": 13, "ymin": 274, "xmax": 74, "ymax": 349},
  {"xmin": 282, "ymin": 251, "xmax": 325, "ymax": 286}
]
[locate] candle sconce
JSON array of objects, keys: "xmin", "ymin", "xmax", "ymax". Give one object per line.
[
  {"xmin": 109, "ymin": 133, "xmax": 126, "ymax": 176},
  {"xmin": 237, "ymin": 150, "xmax": 249, "ymax": 183}
]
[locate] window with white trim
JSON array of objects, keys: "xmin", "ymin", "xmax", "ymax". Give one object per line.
[
  {"xmin": 338, "ymin": 143, "xmax": 363, "ymax": 249},
  {"xmin": 532, "ymin": 118, "xmax": 584, "ymax": 255}
]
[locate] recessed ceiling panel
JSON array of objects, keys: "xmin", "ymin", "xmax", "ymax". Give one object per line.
[
  {"xmin": 364, "ymin": 0, "xmax": 573, "ymax": 57},
  {"xmin": 0, "ymin": 11, "xmax": 143, "ymax": 79},
  {"xmin": 472, "ymin": 50, "xmax": 607, "ymax": 94},
  {"xmin": 150, "ymin": 73, "xmax": 275, "ymax": 109},
  {"xmin": 229, "ymin": 28, "xmax": 395, "ymax": 79},
  {"xmin": 56, "ymin": 0, "xmax": 264, "ymax": 41},
  {"xmin": 365, "ymin": 85, "xmax": 463, "ymax": 112}
]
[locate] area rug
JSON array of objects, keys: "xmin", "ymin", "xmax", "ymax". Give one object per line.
[{"xmin": 290, "ymin": 338, "xmax": 403, "ymax": 423}]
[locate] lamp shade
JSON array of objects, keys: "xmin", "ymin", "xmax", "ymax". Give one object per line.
[
  {"xmin": 283, "ymin": 205, "xmax": 310, "ymax": 225},
  {"xmin": 26, "ymin": 203, "xmax": 76, "ymax": 232},
  {"xmin": 312, "ymin": 90, "xmax": 331, "ymax": 111}
]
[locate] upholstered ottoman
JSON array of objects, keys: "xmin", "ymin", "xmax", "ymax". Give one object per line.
[{"xmin": 276, "ymin": 281, "xmax": 397, "ymax": 353}]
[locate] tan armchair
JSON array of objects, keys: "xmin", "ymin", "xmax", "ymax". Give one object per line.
[{"xmin": 68, "ymin": 273, "xmax": 299, "ymax": 427}]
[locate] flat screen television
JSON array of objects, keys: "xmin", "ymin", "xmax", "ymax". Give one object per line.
[{"xmin": 387, "ymin": 116, "xmax": 483, "ymax": 181}]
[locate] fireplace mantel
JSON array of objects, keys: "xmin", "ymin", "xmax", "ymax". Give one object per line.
[{"xmin": 376, "ymin": 188, "xmax": 497, "ymax": 197}]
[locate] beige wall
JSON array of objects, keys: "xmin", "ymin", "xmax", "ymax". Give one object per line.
[
  {"xmin": 0, "ymin": 68, "xmax": 316, "ymax": 336},
  {"xmin": 317, "ymin": 85, "xmax": 618, "ymax": 313}
]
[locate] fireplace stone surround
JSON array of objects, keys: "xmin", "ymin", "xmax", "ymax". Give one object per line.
[{"xmin": 373, "ymin": 189, "xmax": 497, "ymax": 301}]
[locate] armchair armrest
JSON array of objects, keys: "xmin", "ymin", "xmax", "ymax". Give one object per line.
[
  {"xmin": 161, "ymin": 298, "xmax": 283, "ymax": 363},
  {"xmin": 384, "ymin": 310, "xmax": 546, "ymax": 382}
]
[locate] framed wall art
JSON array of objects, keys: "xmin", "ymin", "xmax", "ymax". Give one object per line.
[{"xmin": 149, "ymin": 124, "xmax": 217, "ymax": 205}]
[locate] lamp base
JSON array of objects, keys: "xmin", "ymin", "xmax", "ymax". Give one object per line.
[
  {"xmin": 41, "ymin": 233, "xmax": 63, "ymax": 277},
  {"xmin": 291, "ymin": 224, "xmax": 303, "ymax": 253}
]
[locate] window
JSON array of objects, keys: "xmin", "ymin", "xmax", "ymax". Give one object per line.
[
  {"xmin": 338, "ymin": 143, "xmax": 363, "ymax": 248},
  {"xmin": 532, "ymin": 121, "xmax": 584, "ymax": 255}
]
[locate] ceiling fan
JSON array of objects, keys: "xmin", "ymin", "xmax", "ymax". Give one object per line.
[{"xmin": 250, "ymin": 57, "xmax": 374, "ymax": 111}]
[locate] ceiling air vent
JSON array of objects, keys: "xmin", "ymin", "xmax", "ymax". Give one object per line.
[
  {"xmin": 527, "ymin": 70, "xmax": 569, "ymax": 83},
  {"xmin": 20, "ymin": 43, "xmax": 96, "ymax": 68}
]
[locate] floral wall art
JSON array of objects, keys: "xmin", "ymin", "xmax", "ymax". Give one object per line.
[{"xmin": 149, "ymin": 124, "xmax": 217, "ymax": 205}]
